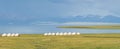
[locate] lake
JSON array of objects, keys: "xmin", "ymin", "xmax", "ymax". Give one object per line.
[
  {"xmin": 30, "ymin": 25, "xmax": 120, "ymax": 34},
  {"xmin": 0, "ymin": 25, "xmax": 120, "ymax": 34}
]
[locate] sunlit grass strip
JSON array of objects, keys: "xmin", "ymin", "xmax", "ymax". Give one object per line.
[{"xmin": 58, "ymin": 25, "xmax": 120, "ymax": 29}]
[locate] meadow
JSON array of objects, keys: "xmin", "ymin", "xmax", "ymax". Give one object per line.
[{"xmin": 0, "ymin": 34, "xmax": 120, "ymax": 49}]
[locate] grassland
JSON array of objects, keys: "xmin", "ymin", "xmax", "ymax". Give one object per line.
[
  {"xmin": 58, "ymin": 25, "xmax": 120, "ymax": 29},
  {"xmin": 1, "ymin": 34, "xmax": 120, "ymax": 49}
]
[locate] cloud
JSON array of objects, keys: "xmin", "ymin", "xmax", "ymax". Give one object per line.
[
  {"xmin": 62, "ymin": 22, "xmax": 120, "ymax": 25},
  {"xmin": 49, "ymin": 0, "xmax": 120, "ymax": 18},
  {"xmin": 0, "ymin": 0, "xmax": 120, "ymax": 21}
]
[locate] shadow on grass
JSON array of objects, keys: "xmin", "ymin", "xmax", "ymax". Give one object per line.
[
  {"xmin": 34, "ymin": 45, "xmax": 47, "ymax": 49},
  {"xmin": 83, "ymin": 36, "xmax": 120, "ymax": 38}
]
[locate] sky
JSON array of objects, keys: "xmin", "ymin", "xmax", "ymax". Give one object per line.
[{"xmin": 0, "ymin": 0, "xmax": 120, "ymax": 33}]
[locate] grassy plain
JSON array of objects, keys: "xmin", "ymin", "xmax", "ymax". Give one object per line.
[{"xmin": 1, "ymin": 34, "xmax": 120, "ymax": 49}]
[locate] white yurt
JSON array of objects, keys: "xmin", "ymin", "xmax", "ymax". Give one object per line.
[
  {"xmin": 51, "ymin": 33, "xmax": 55, "ymax": 35},
  {"xmin": 76, "ymin": 32, "xmax": 80, "ymax": 35},
  {"xmin": 72, "ymin": 32, "xmax": 76, "ymax": 35},
  {"xmin": 1, "ymin": 33, "xmax": 7, "ymax": 37},
  {"xmin": 63, "ymin": 32, "xmax": 67, "ymax": 35},
  {"xmin": 59, "ymin": 32, "xmax": 63, "ymax": 35},
  {"xmin": 48, "ymin": 32, "xmax": 52, "ymax": 35},
  {"xmin": 56, "ymin": 32, "xmax": 59, "ymax": 35},
  {"xmin": 68, "ymin": 32, "xmax": 72, "ymax": 35},
  {"xmin": 11, "ymin": 33, "xmax": 15, "ymax": 37},
  {"xmin": 7, "ymin": 33, "xmax": 11, "ymax": 37},
  {"xmin": 44, "ymin": 33, "xmax": 48, "ymax": 36},
  {"xmin": 15, "ymin": 33, "xmax": 19, "ymax": 37}
]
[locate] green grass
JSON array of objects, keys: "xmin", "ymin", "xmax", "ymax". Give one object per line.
[
  {"xmin": 1, "ymin": 34, "xmax": 120, "ymax": 49},
  {"xmin": 58, "ymin": 25, "xmax": 120, "ymax": 29}
]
